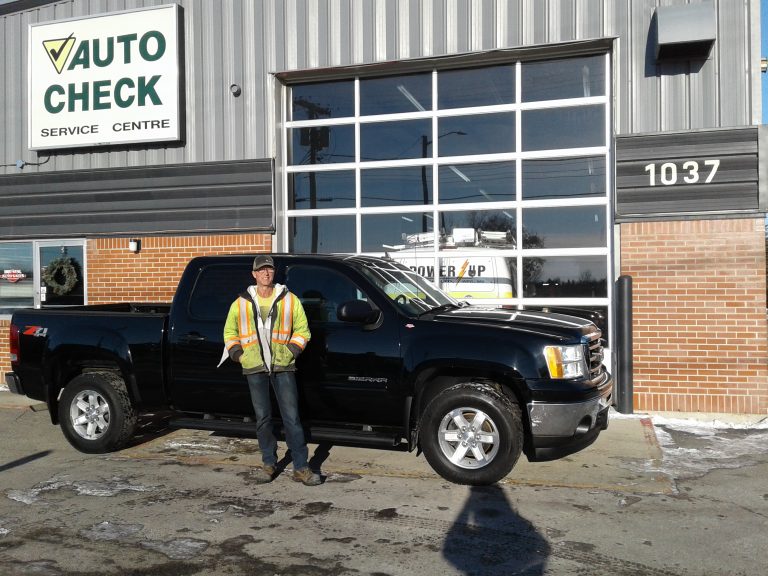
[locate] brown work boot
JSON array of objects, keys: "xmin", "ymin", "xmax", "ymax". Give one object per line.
[
  {"xmin": 251, "ymin": 465, "xmax": 275, "ymax": 484},
  {"xmin": 292, "ymin": 467, "xmax": 322, "ymax": 486}
]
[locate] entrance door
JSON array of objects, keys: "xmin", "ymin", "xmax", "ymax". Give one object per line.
[{"xmin": 36, "ymin": 241, "xmax": 86, "ymax": 307}]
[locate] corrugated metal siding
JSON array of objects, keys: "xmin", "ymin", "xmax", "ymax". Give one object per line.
[
  {"xmin": 0, "ymin": 0, "xmax": 761, "ymax": 175},
  {"xmin": 0, "ymin": 159, "xmax": 273, "ymax": 239}
]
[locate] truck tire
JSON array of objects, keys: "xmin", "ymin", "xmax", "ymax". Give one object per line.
[
  {"xmin": 58, "ymin": 372, "xmax": 137, "ymax": 454},
  {"xmin": 420, "ymin": 382, "xmax": 523, "ymax": 486}
]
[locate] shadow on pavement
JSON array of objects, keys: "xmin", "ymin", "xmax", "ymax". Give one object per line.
[
  {"xmin": 0, "ymin": 450, "xmax": 53, "ymax": 473},
  {"xmin": 444, "ymin": 485, "xmax": 549, "ymax": 575},
  {"xmin": 124, "ymin": 411, "xmax": 177, "ymax": 449}
]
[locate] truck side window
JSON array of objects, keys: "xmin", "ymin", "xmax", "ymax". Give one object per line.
[
  {"xmin": 189, "ymin": 265, "xmax": 253, "ymax": 321},
  {"xmin": 285, "ymin": 265, "xmax": 368, "ymax": 324}
]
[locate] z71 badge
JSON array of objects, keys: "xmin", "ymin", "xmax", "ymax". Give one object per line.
[{"xmin": 23, "ymin": 326, "xmax": 48, "ymax": 337}]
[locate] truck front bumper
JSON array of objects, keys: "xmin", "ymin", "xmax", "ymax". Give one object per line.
[
  {"xmin": 5, "ymin": 372, "xmax": 24, "ymax": 395},
  {"xmin": 526, "ymin": 374, "xmax": 613, "ymax": 461}
]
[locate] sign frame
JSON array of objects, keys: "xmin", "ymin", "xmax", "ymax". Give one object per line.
[{"xmin": 27, "ymin": 4, "xmax": 182, "ymax": 151}]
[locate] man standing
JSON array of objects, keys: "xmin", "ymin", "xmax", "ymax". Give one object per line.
[{"xmin": 223, "ymin": 255, "xmax": 321, "ymax": 486}]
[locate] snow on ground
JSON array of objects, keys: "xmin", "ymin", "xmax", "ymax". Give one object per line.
[{"xmin": 612, "ymin": 409, "xmax": 768, "ymax": 481}]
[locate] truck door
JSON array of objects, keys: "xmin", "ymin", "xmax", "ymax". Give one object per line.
[
  {"xmin": 168, "ymin": 263, "xmax": 254, "ymax": 415},
  {"xmin": 284, "ymin": 264, "xmax": 403, "ymax": 426}
]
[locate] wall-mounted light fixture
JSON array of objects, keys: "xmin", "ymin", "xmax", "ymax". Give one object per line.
[{"xmin": 128, "ymin": 239, "xmax": 141, "ymax": 253}]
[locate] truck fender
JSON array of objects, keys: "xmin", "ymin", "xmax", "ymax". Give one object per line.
[
  {"xmin": 44, "ymin": 328, "xmax": 136, "ymax": 424},
  {"xmin": 404, "ymin": 360, "xmax": 528, "ymax": 452}
]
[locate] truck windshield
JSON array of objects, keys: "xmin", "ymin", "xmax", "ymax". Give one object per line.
[{"xmin": 358, "ymin": 259, "xmax": 458, "ymax": 316}]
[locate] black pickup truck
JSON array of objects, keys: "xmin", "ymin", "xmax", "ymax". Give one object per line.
[{"xmin": 5, "ymin": 254, "xmax": 612, "ymax": 485}]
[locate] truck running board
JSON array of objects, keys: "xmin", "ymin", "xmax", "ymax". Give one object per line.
[{"xmin": 168, "ymin": 417, "xmax": 403, "ymax": 448}]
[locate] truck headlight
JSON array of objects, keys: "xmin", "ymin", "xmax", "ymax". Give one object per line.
[{"xmin": 544, "ymin": 345, "xmax": 586, "ymax": 379}]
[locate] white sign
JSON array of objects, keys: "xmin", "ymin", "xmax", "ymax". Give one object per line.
[{"xmin": 28, "ymin": 5, "xmax": 181, "ymax": 150}]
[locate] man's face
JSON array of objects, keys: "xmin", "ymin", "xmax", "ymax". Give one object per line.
[{"xmin": 252, "ymin": 266, "xmax": 275, "ymax": 287}]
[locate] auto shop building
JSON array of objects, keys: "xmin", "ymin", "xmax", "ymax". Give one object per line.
[{"xmin": 0, "ymin": 0, "xmax": 766, "ymax": 414}]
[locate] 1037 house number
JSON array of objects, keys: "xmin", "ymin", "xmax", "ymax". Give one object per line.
[{"xmin": 643, "ymin": 160, "xmax": 720, "ymax": 186}]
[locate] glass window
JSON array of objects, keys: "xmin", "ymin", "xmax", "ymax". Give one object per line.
[
  {"xmin": 360, "ymin": 73, "xmax": 432, "ymax": 115},
  {"xmin": 439, "ymin": 209, "xmax": 516, "ymax": 248},
  {"xmin": 523, "ymin": 206, "xmax": 606, "ymax": 249},
  {"xmin": 189, "ymin": 265, "xmax": 254, "ymax": 321},
  {"xmin": 522, "ymin": 105, "xmax": 604, "ymax": 151},
  {"xmin": 289, "ymin": 125, "xmax": 355, "ymax": 165},
  {"xmin": 523, "ymin": 256, "xmax": 607, "ymax": 298},
  {"xmin": 522, "ymin": 157, "xmax": 605, "ymax": 199},
  {"xmin": 290, "ymin": 171, "xmax": 355, "ymax": 209},
  {"xmin": 361, "ymin": 166, "xmax": 431, "ymax": 207},
  {"xmin": 358, "ymin": 259, "xmax": 454, "ymax": 317},
  {"xmin": 289, "ymin": 215, "xmax": 356, "ymax": 253},
  {"xmin": 439, "ymin": 161, "xmax": 515, "ymax": 204},
  {"xmin": 40, "ymin": 245, "xmax": 85, "ymax": 307},
  {"xmin": 292, "ymin": 80, "xmax": 354, "ymax": 120},
  {"xmin": 286, "ymin": 265, "xmax": 368, "ymax": 323},
  {"xmin": 438, "ymin": 65, "xmax": 515, "ymax": 109},
  {"xmin": 360, "ymin": 119, "xmax": 432, "ymax": 161},
  {"xmin": 284, "ymin": 55, "xmax": 611, "ymax": 338},
  {"xmin": 0, "ymin": 242, "xmax": 34, "ymax": 314},
  {"xmin": 438, "ymin": 113, "xmax": 515, "ymax": 156},
  {"xmin": 522, "ymin": 55, "xmax": 605, "ymax": 102},
  {"xmin": 361, "ymin": 212, "xmax": 433, "ymax": 253}
]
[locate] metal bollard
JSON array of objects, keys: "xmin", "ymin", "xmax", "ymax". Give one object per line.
[{"xmin": 615, "ymin": 275, "xmax": 634, "ymax": 414}]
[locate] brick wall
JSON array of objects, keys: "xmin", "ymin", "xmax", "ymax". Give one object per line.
[
  {"xmin": 621, "ymin": 218, "xmax": 768, "ymax": 414},
  {"xmin": 0, "ymin": 233, "xmax": 271, "ymax": 379}
]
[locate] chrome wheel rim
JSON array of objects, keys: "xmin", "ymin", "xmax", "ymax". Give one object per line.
[
  {"xmin": 70, "ymin": 389, "xmax": 111, "ymax": 440},
  {"xmin": 437, "ymin": 407, "xmax": 500, "ymax": 469}
]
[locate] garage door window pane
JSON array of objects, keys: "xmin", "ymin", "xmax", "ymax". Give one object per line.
[
  {"xmin": 522, "ymin": 157, "xmax": 605, "ymax": 199},
  {"xmin": 522, "ymin": 55, "xmax": 605, "ymax": 102},
  {"xmin": 438, "ymin": 113, "xmax": 515, "ymax": 157},
  {"xmin": 362, "ymin": 212, "xmax": 433, "ymax": 253},
  {"xmin": 361, "ymin": 166, "xmax": 432, "ymax": 207},
  {"xmin": 361, "ymin": 120, "xmax": 432, "ymax": 161},
  {"xmin": 289, "ymin": 216, "xmax": 356, "ymax": 253},
  {"xmin": 522, "ymin": 106, "xmax": 604, "ymax": 151},
  {"xmin": 523, "ymin": 256, "xmax": 607, "ymax": 298},
  {"xmin": 523, "ymin": 207, "xmax": 606, "ymax": 249},
  {"xmin": 290, "ymin": 171, "xmax": 356, "ymax": 209},
  {"xmin": 292, "ymin": 81, "xmax": 354, "ymax": 120},
  {"xmin": 289, "ymin": 126, "xmax": 355, "ymax": 165},
  {"xmin": 361, "ymin": 73, "xmax": 432, "ymax": 115},
  {"xmin": 440, "ymin": 210, "xmax": 516, "ymax": 249},
  {"xmin": 439, "ymin": 161, "xmax": 515, "ymax": 204},
  {"xmin": 438, "ymin": 255, "xmax": 516, "ymax": 299},
  {"xmin": 438, "ymin": 65, "xmax": 515, "ymax": 109}
]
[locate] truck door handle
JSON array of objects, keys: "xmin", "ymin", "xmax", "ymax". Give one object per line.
[{"xmin": 180, "ymin": 332, "xmax": 207, "ymax": 343}]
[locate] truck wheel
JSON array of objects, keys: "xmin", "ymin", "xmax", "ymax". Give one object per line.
[
  {"xmin": 58, "ymin": 372, "xmax": 137, "ymax": 454},
  {"xmin": 420, "ymin": 382, "xmax": 523, "ymax": 485}
]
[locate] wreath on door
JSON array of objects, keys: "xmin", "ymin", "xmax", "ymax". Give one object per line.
[{"xmin": 42, "ymin": 256, "xmax": 78, "ymax": 296}]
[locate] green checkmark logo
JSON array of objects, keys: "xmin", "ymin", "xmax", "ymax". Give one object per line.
[{"xmin": 42, "ymin": 33, "xmax": 75, "ymax": 74}]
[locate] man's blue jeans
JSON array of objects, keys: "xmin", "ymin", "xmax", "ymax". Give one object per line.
[{"xmin": 246, "ymin": 371, "xmax": 309, "ymax": 470}]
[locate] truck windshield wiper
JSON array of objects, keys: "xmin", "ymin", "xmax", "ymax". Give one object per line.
[{"xmin": 419, "ymin": 302, "xmax": 460, "ymax": 317}]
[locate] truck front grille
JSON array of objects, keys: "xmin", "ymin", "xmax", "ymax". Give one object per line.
[{"xmin": 585, "ymin": 331, "xmax": 606, "ymax": 382}]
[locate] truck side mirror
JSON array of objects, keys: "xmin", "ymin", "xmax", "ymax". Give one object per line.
[{"xmin": 337, "ymin": 300, "xmax": 381, "ymax": 325}]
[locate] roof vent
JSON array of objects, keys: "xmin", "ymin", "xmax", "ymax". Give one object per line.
[{"xmin": 654, "ymin": 2, "xmax": 716, "ymax": 61}]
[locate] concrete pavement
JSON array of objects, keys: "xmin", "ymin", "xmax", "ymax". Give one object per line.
[
  {"xmin": 3, "ymin": 386, "xmax": 764, "ymax": 494},
  {"xmin": 0, "ymin": 387, "xmax": 671, "ymax": 492}
]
